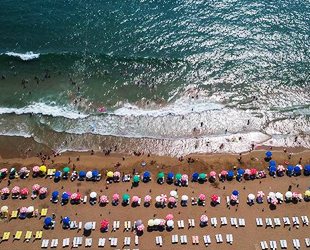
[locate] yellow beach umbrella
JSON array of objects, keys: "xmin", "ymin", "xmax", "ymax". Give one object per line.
[
  {"xmin": 1, "ymin": 206, "xmax": 8, "ymax": 213},
  {"xmin": 107, "ymin": 171, "xmax": 113, "ymax": 178},
  {"xmin": 305, "ymin": 190, "xmax": 310, "ymax": 196},
  {"xmin": 148, "ymin": 219, "xmax": 155, "ymax": 226},
  {"xmin": 39, "ymin": 165, "xmax": 47, "ymax": 173}
]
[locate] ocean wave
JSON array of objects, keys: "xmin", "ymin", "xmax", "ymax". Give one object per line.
[
  {"xmin": 0, "ymin": 103, "xmax": 88, "ymax": 119},
  {"xmin": 5, "ymin": 51, "xmax": 40, "ymax": 61}
]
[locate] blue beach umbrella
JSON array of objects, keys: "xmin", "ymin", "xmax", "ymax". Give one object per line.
[
  {"xmin": 44, "ymin": 217, "xmax": 52, "ymax": 225},
  {"xmin": 232, "ymin": 190, "xmax": 239, "ymax": 196},
  {"xmin": 227, "ymin": 171, "xmax": 234, "ymax": 177},
  {"xmin": 266, "ymin": 151, "xmax": 272, "ymax": 157},
  {"xmin": 92, "ymin": 170, "xmax": 99, "ymax": 177},
  {"xmin": 62, "ymin": 193, "xmax": 69, "ymax": 200},
  {"xmin": 63, "ymin": 217, "xmax": 70, "ymax": 225},
  {"xmin": 79, "ymin": 171, "xmax": 86, "ymax": 177},
  {"xmin": 269, "ymin": 160, "xmax": 276, "ymax": 167},
  {"xmin": 287, "ymin": 166, "xmax": 294, "ymax": 172},
  {"xmin": 305, "ymin": 165, "xmax": 310, "ymax": 171},
  {"xmin": 167, "ymin": 172, "xmax": 174, "ymax": 179},
  {"xmin": 52, "ymin": 191, "xmax": 59, "ymax": 198},
  {"xmin": 269, "ymin": 166, "xmax": 276, "ymax": 172},
  {"xmin": 143, "ymin": 171, "xmax": 150, "ymax": 178},
  {"xmin": 55, "ymin": 171, "xmax": 61, "ymax": 177},
  {"xmin": 192, "ymin": 172, "xmax": 199, "ymax": 179},
  {"xmin": 237, "ymin": 169, "xmax": 244, "ymax": 175},
  {"xmin": 294, "ymin": 166, "xmax": 301, "ymax": 174}
]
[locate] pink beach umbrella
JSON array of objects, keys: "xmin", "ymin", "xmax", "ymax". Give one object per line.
[
  {"xmin": 39, "ymin": 187, "xmax": 47, "ymax": 195},
  {"xmin": 20, "ymin": 207, "xmax": 28, "ymax": 213},
  {"xmin": 250, "ymin": 168, "xmax": 257, "ymax": 175},
  {"xmin": 199, "ymin": 194, "xmax": 206, "ymax": 201},
  {"xmin": 160, "ymin": 194, "xmax": 167, "ymax": 203},
  {"xmin": 33, "ymin": 166, "xmax": 40, "ymax": 173},
  {"xmin": 293, "ymin": 192, "xmax": 299, "ymax": 199},
  {"xmin": 113, "ymin": 171, "xmax": 120, "ymax": 178},
  {"xmin": 32, "ymin": 184, "xmax": 40, "ymax": 191},
  {"xmin": 181, "ymin": 174, "xmax": 188, "ymax": 181},
  {"xmin": 210, "ymin": 171, "xmax": 216, "ymax": 177},
  {"xmin": 20, "ymin": 167, "xmax": 28, "ymax": 173},
  {"xmin": 100, "ymin": 195, "xmax": 108, "ymax": 203},
  {"xmin": 166, "ymin": 214, "xmax": 174, "ymax": 221},
  {"xmin": 230, "ymin": 194, "xmax": 238, "ymax": 201},
  {"xmin": 21, "ymin": 188, "xmax": 29, "ymax": 195},
  {"xmin": 270, "ymin": 197, "xmax": 278, "ymax": 205},
  {"xmin": 144, "ymin": 195, "xmax": 152, "ymax": 203},
  {"xmin": 1, "ymin": 168, "xmax": 8, "ymax": 173},
  {"xmin": 1, "ymin": 187, "xmax": 10, "ymax": 194},
  {"xmin": 277, "ymin": 165, "xmax": 285, "ymax": 172},
  {"xmin": 168, "ymin": 197, "xmax": 176, "ymax": 203},
  {"xmin": 159, "ymin": 219, "xmax": 166, "ymax": 226},
  {"xmin": 200, "ymin": 215, "xmax": 208, "ymax": 223},
  {"xmin": 220, "ymin": 170, "xmax": 228, "ymax": 176},
  {"xmin": 257, "ymin": 191, "xmax": 265, "ymax": 198},
  {"xmin": 132, "ymin": 196, "xmax": 140, "ymax": 203},
  {"xmin": 12, "ymin": 186, "xmax": 20, "ymax": 194},
  {"xmin": 112, "ymin": 193, "xmax": 120, "ymax": 201},
  {"xmin": 71, "ymin": 193, "xmax": 78, "ymax": 200},
  {"xmin": 137, "ymin": 224, "xmax": 145, "ymax": 231},
  {"xmin": 245, "ymin": 169, "xmax": 251, "ymax": 175}
]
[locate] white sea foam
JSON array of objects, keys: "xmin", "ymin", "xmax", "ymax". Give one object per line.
[
  {"xmin": 0, "ymin": 103, "xmax": 88, "ymax": 119},
  {"xmin": 5, "ymin": 51, "xmax": 40, "ymax": 61}
]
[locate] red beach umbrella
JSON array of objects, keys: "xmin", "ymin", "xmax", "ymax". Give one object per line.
[
  {"xmin": 200, "ymin": 214, "xmax": 208, "ymax": 222},
  {"xmin": 32, "ymin": 184, "xmax": 40, "ymax": 191},
  {"xmin": 100, "ymin": 220, "xmax": 109, "ymax": 228},
  {"xmin": 210, "ymin": 171, "xmax": 216, "ymax": 177},
  {"xmin": 166, "ymin": 214, "xmax": 174, "ymax": 221},
  {"xmin": 21, "ymin": 188, "xmax": 29, "ymax": 195},
  {"xmin": 39, "ymin": 187, "xmax": 47, "ymax": 195},
  {"xmin": 168, "ymin": 197, "xmax": 176, "ymax": 203},
  {"xmin": 112, "ymin": 193, "xmax": 120, "ymax": 201},
  {"xmin": 211, "ymin": 194, "xmax": 218, "ymax": 202}
]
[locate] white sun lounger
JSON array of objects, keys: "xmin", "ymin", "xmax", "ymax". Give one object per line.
[
  {"xmin": 155, "ymin": 236, "xmax": 163, "ymax": 247},
  {"xmin": 266, "ymin": 218, "xmax": 273, "ymax": 228},
  {"xmin": 203, "ymin": 235, "xmax": 211, "ymax": 246},
  {"xmin": 85, "ymin": 238, "xmax": 92, "ymax": 247},
  {"xmin": 226, "ymin": 234, "xmax": 233, "ymax": 244},
  {"xmin": 51, "ymin": 239, "xmax": 58, "ymax": 248},
  {"xmin": 293, "ymin": 239, "xmax": 300, "ymax": 249},
  {"xmin": 98, "ymin": 238, "xmax": 106, "ymax": 247},
  {"xmin": 230, "ymin": 218, "xmax": 238, "ymax": 228},
  {"xmin": 78, "ymin": 222, "xmax": 82, "ymax": 230},
  {"xmin": 178, "ymin": 220, "xmax": 184, "ymax": 229},
  {"xmin": 124, "ymin": 237, "xmax": 131, "ymax": 246},
  {"xmin": 221, "ymin": 217, "xmax": 227, "ymax": 226},
  {"xmin": 83, "ymin": 196, "xmax": 87, "ymax": 204},
  {"xmin": 172, "ymin": 235, "xmax": 178, "ymax": 244},
  {"xmin": 113, "ymin": 221, "xmax": 117, "ymax": 231},
  {"xmin": 274, "ymin": 218, "xmax": 281, "ymax": 227},
  {"xmin": 92, "ymin": 222, "xmax": 96, "ymax": 230},
  {"xmin": 41, "ymin": 239, "xmax": 49, "ymax": 248},
  {"xmin": 283, "ymin": 217, "xmax": 290, "ymax": 226},
  {"xmin": 110, "ymin": 238, "xmax": 118, "ymax": 247},
  {"xmin": 226, "ymin": 196, "xmax": 230, "ymax": 206},
  {"xmin": 256, "ymin": 218, "xmax": 263, "ymax": 227},
  {"xmin": 62, "ymin": 238, "xmax": 70, "ymax": 247},
  {"xmin": 301, "ymin": 216, "xmax": 309, "ymax": 226},
  {"xmin": 238, "ymin": 218, "xmax": 245, "ymax": 227},
  {"xmin": 211, "ymin": 217, "xmax": 218, "ymax": 228},
  {"xmin": 270, "ymin": 240, "xmax": 277, "ymax": 250},
  {"xmin": 260, "ymin": 241, "xmax": 268, "ymax": 250},
  {"xmin": 73, "ymin": 237, "xmax": 83, "ymax": 248},
  {"xmin": 280, "ymin": 239, "xmax": 287, "ymax": 249},
  {"xmin": 305, "ymin": 238, "xmax": 310, "ymax": 247},
  {"xmin": 292, "ymin": 217, "xmax": 300, "ymax": 228},
  {"xmin": 180, "ymin": 235, "xmax": 187, "ymax": 244},
  {"xmin": 215, "ymin": 234, "xmax": 223, "ymax": 243}
]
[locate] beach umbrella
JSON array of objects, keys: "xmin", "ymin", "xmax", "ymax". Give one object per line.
[
  {"xmin": 10, "ymin": 168, "xmax": 16, "ymax": 174},
  {"xmin": 101, "ymin": 220, "xmax": 109, "ymax": 228},
  {"xmin": 231, "ymin": 194, "xmax": 238, "ymax": 201},
  {"xmin": 160, "ymin": 194, "xmax": 167, "ymax": 202},
  {"xmin": 268, "ymin": 192, "xmax": 276, "ymax": 198},
  {"xmin": 1, "ymin": 187, "xmax": 9, "ymax": 194},
  {"xmin": 54, "ymin": 171, "xmax": 61, "ymax": 177},
  {"xmin": 296, "ymin": 164, "xmax": 302, "ymax": 170},
  {"xmin": 168, "ymin": 197, "xmax": 176, "ymax": 203},
  {"xmin": 154, "ymin": 219, "xmax": 161, "ymax": 226},
  {"xmin": 63, "ymin": 167, "xmax": 70, "ymax": 173},
  {"xmin": 200, "ymin": 215, "xmax": 208, "ymax": 223},
  {"xmin": 62, "ymin": 192, "xmax": 69, "ymax": 200},
  {"xmin": 86, "ymin": 171, "xmax": 92, "ymax": 178},
  {"xmin": 269, "ymin": 166, "xmax": 276, "ymax": 172},
  {"xmin": 244, "ymin": 169, "xmax": 251, "ymax": 175},
  {"xmin": 107, "ymin": 171, "xmax": 113, "ymax": 178},
  {"xmin": 135, "ymin": 220, "xmax": 142, "ymax": 227},
  {"xmin": 155, "ymin": 196, "xmax": 161, "ymax": 202},
  {"xmin": 32, "ymin": 184, "xmax": 40, "ymax": 191},
  {"xmin": 84, "ymin": 222, "xmax": 92, "ymax": 230},
  {"xmin": 181, "ymin": 174, "xmax": 188, "ymax": 181},
  {"xmin": 20, "ymin": 207, "xmax": 28, "ymax": 213},
  {"xmin": 166, "ymin": 214, "xmax": 174, "ymax": 220},
  {"xmin": 100, "ymin": 195, "xmax": 108, "ymax": 203},
  {"xmin": 20, "ymin": 167, "xmax": 28, "ymax": 173},
  {"xmin": 92, "ymin": 170, "xmax": 99, "ymax": 177},
  {"xmin": 237, "ymin": 169, "xmax": 244, "ymax": 175},
  {"xmin": 33, "ymin": 166, "xmax": 40, "ymax": 173},
  {"xmin": 294, "ymin": 166, "xmax": 301, "ymax": 174},
  {"xmin": 266, "ymin": 151, "xmax": 272, "ymax": 157},
  {"xmin": 1, "ymin": 206, "xmax": 8, "ymax": 213},
  {"xmin": 148, "ymin": 219, "xmax": 155, "ymax": 227},
  {"xmin": 211, "ymin": 194, "xmax": 218, "ymax": 202},
  {"xmin": 12, "ymin": 186, "xmax": 20, "ymax": 194},
  {"xmin": 232, "ymin": 190, "xmax": 239, "ymax": 196},
  {"xmin": 143, "ymin": 171, "xmax": 151, "ymax": 178},
  {"xmin": 293, "ymin": 192, "xmax": 299, "ymax": 199},
  {"xmin": 112, "ymin": 193, "xmax": 120, "ymax": 201},
  {"xmin": 157, "ymin": 172, "xmax": 165, "ymax": 179},
  {"xmin": 137, "ymin": 224, "xmax": 145, "ymax": 231},
  {"xmin": 166, "ymin": 220, "xmax": 174, "ymax": 227},
  {"xmin": 199, "ymin": 173, "xmax": 206, "ymax": 179},
  {"xmin": 63, "ymin": 217, "xmax": 70, "ymax": 225},
  {"xmin": 122, "ymin": 194, "xmax": 130, "ymax": 201},
  {"xmin": 269, "ymin": 160, "xmax": 276, "ymax": 167},
  {"xmin": 199, "ymin": 194, "xmax": 206, "ymax": 201},
  {"xmin": 305, "ymin": 190, "xmax": 310, "ymax": 196},
  {"xmin": 114, "ymin": 171, "xmax": 120, "ymax": 178},
  {"xmin": 132, "ymin": 196, "xmax": 139, "ymax": 202},
  {"xmin": 285, "ymin": 191, "xmax": 292, "ymax": 199},
  {"xmin": 270, "ymin": 197, "xmax": 278, "ymax": 205},
  {"xmin": 39, "ymin": 165, "xmax": 46, "ymax": 173},
  {"xmin": 257, "ymin": 191, "xmax": 265, "ymax": 198},
  {"xmin": 227, "ymin": 171, "xmax": 234, "ymax": 177},
  {"xmin": 133, "ymin": 175, "xmax": 140, "ymax": 182},
  {"xmin": 181, "ymin": 195, "xmax": 188, "ymax": 201},
  {"xmin": 0, "ymin": 168, "xmax": 8, "ymax": 174},
  {"xmin": 277, "ymin": 165, "xmax": 285, "ymax": 172},
  {"xmin": 159, "ymin": 219, "xmax": 166, "ymax": 226},
  {"xmin": 39, "ymin": 187, "xmax": 47, "ymax": 195},
  {"xmin": 287, "ymin": 166, "xmax": 294, "ymax": 172},
  {"xmin": 90, "ymin": 192, "xmax": 97, "ymax": 198},
  {"xmin": 248, "ymin": 193, "xmax": 255, "ymax": 200},
  {"xmin": 192, "ymin": 172, "xmax": 199, "ymax": 179},
  {"xmin": 52, "ymin": 191, "xmax": 59, "ymax": 198},
  {"xmin": 221, "ymin": 170, "xmax": 228, "ymax": 176},
  {"xmin": 276, "ymin": 192, "xmax": 283, "ymax": 199},
  {"xmin": 27, "ymin": 206, "xmax": 34, "ymax": 213},
  {"xmin": 144, "ymin": 195, "xmax": 152, "ymax": 203},
  {"xmin": 170, "ymin": 190, "xmax": 177, "ymax": 197},
  {"xmin": 79, "ymin": 171, "xmax": 86, "ymax": 177},
  {"xmin": 305, "ymin": 165, "xmax": 310, "ymax": 171},
  {"xmin": 250, "ymin": 168, "xmax": 257, "ymax": 175},
  {"xmin": 175, "ymin": 173, "xmax": 182, "ymax": 180},
  {"xmin": 21, "ymin": 188, "xmax": 28, "ymax": 195},
  {"xmin": 44, "ymin": 217, "xmax": 52, "ymax": 225},
  {"xmin": 210, "ymin": 171, "xmax": 216, "ymax": 177},
  {"xmin": 167, "ymin": 172, "xmax": 174, "ymax": 179},
  {"xmin": 71, "ymin": 193, "xmax": 78, "ymax": 199}
]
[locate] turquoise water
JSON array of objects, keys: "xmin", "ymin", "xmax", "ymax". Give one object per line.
[{"xmin": 0, "ymin": 0, "xmax": 310, "ymax": 155}]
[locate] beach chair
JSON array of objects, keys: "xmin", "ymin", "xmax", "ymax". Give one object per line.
[
  {"xmin": 215, "ymin": 234, "xmax": 223, "ymax": 243},
  {"xmin": 85, "ymin": 238, "xmax": 92, "ymax": 247},
  {"xmin": 191, "ymin": 219, "xmax": 195, "ymax": 227},
  {"xmin": 41, "ymin": 239, "xmax": 49, "ymax": 248},
  {"xmin": 203, "ymin": 235, "xmax": 211, "ymax": 246},
  {"xmin": 266, "ymin": 218, "xmax": 273, "ymax": 228},
  {"xmin": 274, "ymin": 218, "xmax": 281, "ymax": 227},
  {"xmin": 25, "ymin": 231, "xmax": 32, "ymax": 242},
  {"xmin": 221, "ymin": 217, "xmax": 227, "ymax": 226},
  {"xmin": 113, "ymin": 221, "xmax": 117, "ymax": 231},
  {"xmin": 92, "ymin": 221, "xmax": 96, "ymax": 230},
  {"xmin": 47, "ymin": 169, "xmax": 56, "ymax": 176},
  {"xmin": 238, "ymin": 218, "xmax": 245, "ymax": 227},
  {"xmin": 83, "ymin": 196, "xmax": 87, "ymax": 204},
  {"xmin": 11, "ymin": 210, "xmax": 18, "ymax": 219},
  {"xmin": 124, "ymin": 237, "xmax": 131, "ymax": 246},
  {"xmin": 292, "ymin": 217, "xmax": 300, "ymax": 228},
  {"xmin": 226, "ymin": 234, "xmax": 233, "ymax": 244},
  {"xmin": 35, "ymin": 231, "xmax": 43, "ymax": 240},
  {"xmin": 280, "ymin": 239, "xmax": 287, "ymax": 249},
  {"xmin": 14, "ymin": 231, "xmax": 22, "ymax": 240},
  {"xmin": 180, "ymin": 235, "xmax": 187, "ymax": 244},
  {"xmin": 260, "ymin": 241, "xmax": 268, "ymax": 250},
  {"xmin": 124, "ymin": 221, "xmax": 128, "ymax": 231},
  {"xmin": 158, "ymin": 236, "xmax": 163, "ymax": 246},
  {"xmin": 73, "ymin": 237, "xmax": 78, "ymax": 248},
  {"xmin": 301, "ymin": 216, "xmax": 309, "ymax": 226},
  {"xmin": 230, "ymin": 218, "xmax": 238, "ymax": 228},
  {"xmin": 226, "ymin": 196, "xmax": 230, "ymax": 206},
  {"xmin": 270, "ymin": 240, "xmax": 277, "ymax": 250},
  {"xmin": 62, "ymin": 238, "xmax": 70, "ymax": 247},
  {"xmin": 192, "ymin": 236, "xmax": 199, "ymax": 245},
  {"xmin": 2, "ymin": 232, "xmax": 10, "ymax": 241},
  {"xmin": 128, "ymin": 221, "xmax": 131, "ymax": 231},
  {"xmin": 135, "ymin": 235, "xmax": 138, "ymax": 245},
  {"xmin": 210, "ymin": 217, "xmax": 217, "ymax": 228},
  {"xmin": 40, "ymin": 208, "xmax": 48, "ymax": 217},
  {"xmin": 293, "ymin": 239, "xmax": 300, "ymax": 249},
  {"xmin": 51, "ymin": 239, "xmax": 58, "ymax": 248},
  {"xmin": 98, "ymin": 238, "xmax": 106, "ymax": 247},
  {"xmin": 283, "ymin": 217, "xmax": 290, "ymax": 226},
  {"xmin": 256, "ymin": 218, "xmax": 263, "ymax": 227},
  {"xmin": 305, "ymin": 238, "xmax": 310, "ymax": 247}
]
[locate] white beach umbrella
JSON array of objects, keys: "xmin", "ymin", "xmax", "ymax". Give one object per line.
[
  {"xmin": 84, "ymin": 222, "xmax": 92, "ymax": 230},
  {"xmin": 181, "ymin": 195, "xmax": 188, "ymax": 201},
  {"xmin": 268, "ymin": 192, "xmax": 276, "ymax": 198},
  {"xmin": 154, "ymin": 219, "xmax": 161, "ymax": 226},
  {"xmin": 155, "ymin": 196, "xmax": 161, "ymax": 203},
  {"xmin": 248, "ymin": 194, "xmax": 255, "ymax": 200},
  {"xmin": 170, "ymin": 190, "xmax": 177, "ymax": 197},
  {"xmin": 27, "ymin": 206, "xmax": 34, "ymax": 213},
  {"xmin": 90, "ymin": 192, "xmax": 97, "ymax": 198},
  {"xmin": 276, "ymin": 192, "xmax": 283, "ymax": 199},
  {"xmin": 86, "ymin": 171, "xmax": 92, "ymax": 178},
  {"xmin": 285, "ymin": 191, "xmax": 292, "ymax": 199},
  {"xmin": 166, "ymin": 220, "xmax": 174, "ymax": 227}
]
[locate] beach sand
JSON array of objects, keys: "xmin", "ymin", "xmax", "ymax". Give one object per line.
[{"xmin": 0, "ymin": 141, "xmax": 310, "ymax": 250}]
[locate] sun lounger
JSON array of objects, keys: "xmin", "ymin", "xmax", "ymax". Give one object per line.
[
  {"xmin": 62, "ymin": 238, "xmax": 70, "ymax": 247},
  {"xmin": 305, "ymin": 238, "xmax": 310, "ymax": 247},
  {"xmin": 180, "ymin": 235, "xmax": 187, "ymax": 244},
  {"xmin": 92, "ymin": 222, "xmax": 96, "ymax": 230},
  {"xmin": 135, "ymin": 235, "xmax": 138, "ymax": 245},
  {"xmin": 260, "ymin": 241, "xmax": 268, "ymax": 250},
  {"xmin": 25, "ymin": 231, "xmax": 32, "ymax": 242},
  {"xmin": 124, "ymin": 237, "xmax": 131, "ymax": 246},
  {"xmin": 41, "ymin": 239, "xmax": 49, "ymax": 248},
  {"xmin": 155, "ymin": 236, "xmax": 163, "ymax": 246},
  {"xmin": 191, "ymin": 219, "xmax": 195, "ymax": 227},
  {"xmin": 211, "ymin": 217, "xmax": 218, "ymax": 228},
  {"xmin": 226, "ymin": 234, "xmax": 233, "ymax": 244},
  {"xmin": 172, "ymin": 235, "xmax": 178, "ymax": 244},
  {"xmin": 266, "ymin": 218, "xmax": 273, "ymax": 228},
  {"xmin": 113, "ymin": 221, "xmax": 117, "ymax": 231},
  {"xmin": 301, "ymin": 216, "xmax": 309, "ymax": 226},
  {"xmin": 203, "ymin": 235, "xmax": 211, "ymax": 246},
  {"xmin": 280, "ymin": 239, "xmax": 287, "ymax": 249},
  {"xmin": 83, "ymin": 196, "xmax": 87, "ymax": 204},
  {"xmin": 98, "ymin": 238, "xmax": 106, "ymax": 247},
  {"xmin": 192, "ymin": 236, "xmax": 199, "ymax": 245},
  {"xmin": 51, "ymin": 239, "xmax": 58, "ymax": 248},
  {"xmin": 178, "ymin": 220, "xmax": 184, "ymax": 229},
  {"xmin": 270, "ymin": 240, "xmax": 277, "ymax": 250},
  {"xmin": 283, "ymin": 217, "xmax": 290, "ymax": 226},
  {"xmin": 2, "ymin": 232, "xmax": 10, "ymax": 241},
  {"xmin": 128, "ymin": 221, "xmax": 131, "ymax": 231},
  {"xmin": 124, "ymin": 221, "xmax": 128, "ymax": 231},
  {"xmin": 85, "ymin": 238, "xmax": 92, "ymax": 247},
  {"xmin": 293, "ymin": 239, "xmax": 300, "ymax": 249},
  {"xmin": 40, "ymin": 208, "xmax": 48, "ymax": 217},
  {"xmin": 238, "ymin": 218, "xmax": 245, "ymax": 227},
  {"xmin": 256, "ymin": 218, "xmax": 263, "ymax": 227},
  {"xmin": 215, "ymin": 234, "xmax": 223, "ymax": 243},
  {"xmin": 230, "ymin": 218, "xmax": 238, "ymax": 228},
  {"xmin": 274, "ymin": 218, "xmax": 281, "ymax": 227},
  {"xmin": 35, "ymin": 231, "xmax": 43, "ymax": 240},
  {"xmin": 226, "ymin": 196, "xmax": 230, "ymax": 206},
  {"xmin": 292, "ymin": 217, "xmax": 300, "ymax": 228},
  {"xmin": 221, "ymin": 217, "xmax": 227, "ymax": 226},
  {"xmin": 111, "ymin": 237, "xmax": 118, "ymax": 247},
  {"xmin": 14, "ymin": 231, "xmax": 22, "ymax": 240},
  {"xmin": 11, "ymin": 210, "xmax": 18, "ymax": 219}
]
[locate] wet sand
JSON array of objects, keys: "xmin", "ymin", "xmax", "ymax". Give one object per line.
[{"xmin": 0, "ymin": 147, "xmax": 310, "ymax": 250}]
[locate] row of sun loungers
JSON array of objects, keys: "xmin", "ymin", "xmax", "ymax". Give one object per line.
[
  {"xmin": 256, "ymin": 216, "xmax": 309, "ymax": 228},
  {"xmin": 166, "ymin": 234, "xmax": 233, "ymax": 246},
  {"xmin": 260, "ymin": 239, "xmax": 305, "ymax": 250}
]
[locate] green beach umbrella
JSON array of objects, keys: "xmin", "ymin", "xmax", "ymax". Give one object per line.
[
  {"xmin": 175, "ymin": 173, "xmax": 182, "ymax": 180},
  {"xmin": 123, "ymin": 194, "xmax": 130, "ymax": 200},
  {"xmin": 0, "ymin": 172, "xmax": 2, "ymax": 178},
  {"xmin": 10, "ymin": 168, "xmax": 16, "ymax": 174},
  {"xmin": 157, "ymin": 172, "xmax": 164, "ymax": 179},
  {"xmin": 199, "ymin": 173, "xmax": 206, "ymax": 179},
  {"xmin": 133, "ymin": 175, "xmax": 140, "ymax": 182},
  {"xmin": 63, "ymin": 167, "xmax": 70, "ymax": 173}
]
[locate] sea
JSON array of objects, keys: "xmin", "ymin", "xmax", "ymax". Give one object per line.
[{"xmin": 0, "ymin": 0, "xmax": 310, "ymax": 156}]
